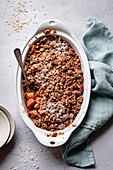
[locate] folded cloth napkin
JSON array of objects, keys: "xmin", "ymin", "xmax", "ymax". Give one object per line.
[{"xmin": 61, "ymin": 18, "xmax": 113, "ymax": 167}]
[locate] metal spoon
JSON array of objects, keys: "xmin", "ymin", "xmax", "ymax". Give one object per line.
[{"xmin": 14, "ymin": 48, "xmax": 29, "ymax": 87}]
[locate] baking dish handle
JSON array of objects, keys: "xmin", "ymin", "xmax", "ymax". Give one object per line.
[
  {"xmin": 33, "ymin": 130, "xmax": 71, "ymax": 147},
  {"xmin": 34, "ymin": 19, "xmax": 71, "ymax": 36}
]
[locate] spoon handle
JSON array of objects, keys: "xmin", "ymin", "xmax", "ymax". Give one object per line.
[{"xmin": 14, "ymin": 48, "xmax": 28, "ymax": 87}]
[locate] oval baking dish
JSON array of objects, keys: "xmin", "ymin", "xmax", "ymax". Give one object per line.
[{"xmin": 16, "ymin": 19, "xmax": 91, "ymax": 147}]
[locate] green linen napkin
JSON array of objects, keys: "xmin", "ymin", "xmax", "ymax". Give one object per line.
[{"xmin": 61, "ymin": 18, "xmax": 113, "ymax": 167}]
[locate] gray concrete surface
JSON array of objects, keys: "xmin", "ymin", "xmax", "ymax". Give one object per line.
[{"xmin": 0, "ymin": 0, "xmax": 113, "ymax": 169}]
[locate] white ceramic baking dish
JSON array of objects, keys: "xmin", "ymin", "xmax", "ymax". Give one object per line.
[{"xmin": 16, "ymin": 19, "xmax": 91, "ymax": 147}]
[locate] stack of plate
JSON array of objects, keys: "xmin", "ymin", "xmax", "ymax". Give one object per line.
[{"xmin": 0, "ymin": 105, "xmax": 15, "ymax": 148}]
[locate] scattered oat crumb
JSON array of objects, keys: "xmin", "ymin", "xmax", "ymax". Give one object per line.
[
  {"xmin": 44, "ymin": 13, "xmax": 46, "ymax": 16},
  {"xmin": 9, "ymin": 64, "xmax": 11, "ymax": 67},
  {"xmin": 18, "ymin": 154, "xmax": 23, "ymax": 158},
  {"xmin": 34, "ymin": 14, "xmax": 36, "ymax": 18},
  {"xmin": 5, "ymin": 2, "xmax": 39, "ymax": 35},
  {"xmin": 10, "ymin": 164, "xmax": 13, "ymax": 169},
  {"xmin": 36, "ymin": 166, "xmax": 39, "ymax": 169},
  {"xmin": 18, "ymin": 145, "xmax": 21, "ymax": 149},
  {"xmin": 16, "ymin": 19, "xmax": 19, "ymax": 23},
  {"xmin": 23, "ymin": 149, "xmax": 25, "ymax": 152},
  {"xmin": 40, "ymin": 149, "xmax": 43, "ymax": 152},
  {"xmin": 42, "ymin": 6, "xmax": 45, "ymax": 8},
  {"xmin": 17, "ymin": 38, "xmax": 19, "ymax": 40},
  {"xmin": 28, "ymin": 148, "xmax": 31, "ymax": 151},
  {"xmin": 30, "ymin": 156, "xmax": 34, "ymax": 160},
  {"xmin": 25, "ymin": 130, "xmax": 28, "ymax": 133},
  {"xmin": 20, "ymin": 158, "xmax": 24, "ymax": 162},
  {"xmin": 17, "ymin": 9, "xmax": 21, "ymax": 13},
  {"xmin": 23, "ymin": 160, "xmax": 27, "ymax": 163},
  {"xmin": 33, "ymin": 164, "xmax": 36, "ymax": 167},
  {"xmin": 28, "ymin": 151, "xmax": 30, "ymax": 154}
]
